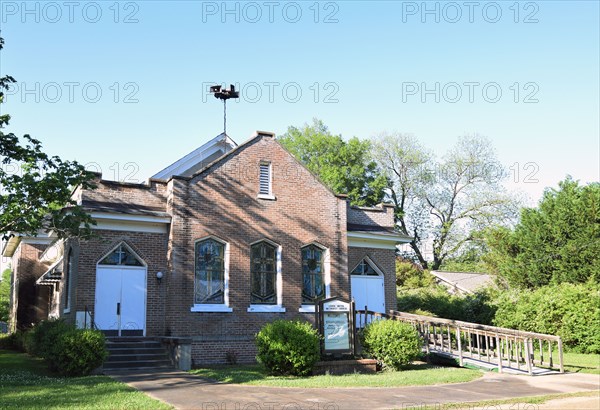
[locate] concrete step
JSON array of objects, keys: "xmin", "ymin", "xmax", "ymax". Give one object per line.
[
  {"xmin": 104, "ymin": 337, "xmax": 173, "ymax": 371},
  {"xmin": 106, "ymin": 341, "xmax": 162, "ymax": 349},
  {"xmin": 103, "ymin": 359, "xmax": 172, "ymax": 369},
  {"xmin": 106, "ymin": 353, "xmax": 169, "ymax": 362},
  {"xmin": 108, "ymin": 347, "xmax": 166, "ymax": 355}
]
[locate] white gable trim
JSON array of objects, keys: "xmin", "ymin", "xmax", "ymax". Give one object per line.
[
  {"xmin": 347, "ymin": 232, "xmax": 410, "ymax": 250},
  {"xmin": 152, "ymin": 133, "xmax": 237, "ymax": 180},
  {"xmin": 91, "ymin": 212, "xmax": 170, "ymax": 234}
]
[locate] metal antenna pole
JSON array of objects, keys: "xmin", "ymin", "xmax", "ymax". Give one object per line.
[{"xmin": 209, "ymin": 84, "xmax": 239, "ymax": 135}]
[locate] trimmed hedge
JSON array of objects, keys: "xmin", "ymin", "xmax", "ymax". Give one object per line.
[
  {"xmin": 51, "ymin": 328, "xmax": 108, "ymax": 376},
  {"xmin": 255, "ymin": 319, "xmax": 320, "ymax": 376},
  {"xmin": 361, "ymin": 319, "xmax": 422, "ymax": 370},
  {"xmin": 13, "ymin": 319, "xmax": 108, "ymax": 376}
]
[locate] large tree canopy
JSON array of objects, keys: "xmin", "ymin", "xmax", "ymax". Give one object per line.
[
  {"xmin": 372, "ymin": 133, "xmax": 518, "ymax": 270},
  {"xmin": 484, "ymin": 177, "xmax": 600, "ymax": 289},
  {"xmin": 0, "ymin": 36, "xmax": 96, "ymax": 239},
  {"xmin": 278, "ymin": 119, "xmax": 387, "ymax": 206}
]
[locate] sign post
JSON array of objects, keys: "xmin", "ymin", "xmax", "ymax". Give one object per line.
[{"xmin": 317, "ymin": 296, "xmax": 355, "ymax": 358}]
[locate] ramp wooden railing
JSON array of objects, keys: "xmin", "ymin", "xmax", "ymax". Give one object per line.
[{"xmin": 356, "ymin": 309, "xmax": 564, "ymax": 375}]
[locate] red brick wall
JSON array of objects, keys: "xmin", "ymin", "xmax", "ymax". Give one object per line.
[
  {"xmin": 11, "ymin": 242, "xmax": 51, "ymax": 329},
  {"xmin": 164, "ymin": 134, "xmax": 348, "ymax": 365},
  {"xmin": 347, "ymin": 203, "xmax": 395, "ymax": 228},
  {"xmin": 81, "ymin": 179, "xmax": 167, "ymax": 211}
]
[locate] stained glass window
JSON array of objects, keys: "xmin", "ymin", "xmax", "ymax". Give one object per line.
[
  {"xmin": 351, "ymin": 259, "xmax": 380, "ymax": 276},
  {"xmin": 250, "ymin": 242, "xmax": 277, "ymax": 304},
  {"xmin": 99, "ymin": 243, "xmax": 143, "ymax": 266},
  {"xmin": 65, "ymin": 250, "xmax": 73, "ymax": 309},
  {"xmin": 301, "ymin": 245, "xmax": 325, "ymax": 304},
  {"xmin": 195, "ymin": 239, "xmax": 225, "ymax": 304}
]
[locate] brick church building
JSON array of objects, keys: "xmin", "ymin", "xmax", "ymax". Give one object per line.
[{"xmin": 3, "ymin": 131, "xmax": 410, "ymax": 366}]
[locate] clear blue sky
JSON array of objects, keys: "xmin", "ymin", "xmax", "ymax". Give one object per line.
[{"xmin": 1, "ymin": 0, "xmax": 598, "ymax": 205}]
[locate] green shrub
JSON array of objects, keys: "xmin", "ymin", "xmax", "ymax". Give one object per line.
[
  {"xmin": 396, "ymin": 259, "xmax": 434, "ymax": 288},
  {"xmin": 361, "ymin": 319, "xmax": 422, "ymax": 370},
  {"xmin": 50, "ymin": 329, "xmax": 108, "ymax": 376},
  {"xmin": 397, "ymin": 287, "xmax": 497, "ymax": 325},
  {"xmin": 255, "ymin": 319, "xmax": 320, "ymax": 376},
  {"xmin": 24, "ymin": 319, "xmax": 73, "ymax": 359},
  {"xmin": 494, "ymin": 282, "xmax": 600, "ymax": 353},
  {"xmin": 0, "ymin": 332, "xmax": 18, "ymax": 350}
]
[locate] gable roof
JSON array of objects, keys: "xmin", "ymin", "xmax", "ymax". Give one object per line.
[
  {"xmin": 183, "ymin": 131, "xmax": 345, "ymax": 201},
  {"xmin": 152, "ymin": 133, "xmax": 237, "ymax": 180},
  {"xmin": 430, "ymin": 271, "xmax": 494, "ymax": 294}
]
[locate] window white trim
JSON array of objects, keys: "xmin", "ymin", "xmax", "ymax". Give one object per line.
[
  {"xmin": 191, "ymin": 304, "xmax": 233, "ymax": 313},
  {"xmin": 64, "ymin": 249, "xmax": 73, "ymax": 313},
  {"xmin": 258, "ymin": 161, "xmax": 274, "ymax": 199},
  {"xmin": 192, "ymin": 236, "xmax": 231, "ymax": 312},
  {"xmin": 247, "ymin": 305, "xmax": 286, "ymax": 313},
  {"xmin": 248, "ymin": 239, "xmax": 285, "ymax": 312},
  {"xmin": 350, "ymin": 255, "xmax": 385, "ymax": 277},
  {"xmin": 97, "ymin": 242, "xmax": 147, "ymax": 268},
  {"xmin": 299, "ymin": 242, "xmax": 331, "ymax": 312}
]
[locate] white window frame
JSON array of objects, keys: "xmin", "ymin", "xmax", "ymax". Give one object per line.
[
  {"xmin": 191, "ymin": 236, "xmax": 232, "ymax": 313},
  {"xmin": 257, "ymin": 161, "xmax": 276, "ymax": 200},
  {"xmin": 299, "ymin": 242, "xmax": 331, "ymax": 313},
  {"xmin": 63, "ymin": 248, "xmax": 73, "ymax": 313},
  {"xmin": 248, "ymin": 239, "xmax": 285, "ymax": 313},
  {"xmin": 350, "ymin": 255, "xmax": 385, "ymax": 277}
]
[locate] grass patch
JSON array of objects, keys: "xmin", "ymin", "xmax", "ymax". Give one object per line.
[
  {"xmin": 190, "ymin": 363, "xmax": 482, "ymax": 388},
  {"xmin": 530, "ymin": 349, "xmax": 600, "ymax": 374},
  {"xmin": 559, "ymin": 351, "xmax": 600, "ymax": 374},
  {"xmin": 421, "ymin": 391, "xmax": 599, "ymax": 409},
  {"xmin": 0, "ymin": 349, "xmax": 172, "ymax": 409}
]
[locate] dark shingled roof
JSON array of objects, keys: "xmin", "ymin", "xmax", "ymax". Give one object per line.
[
  {"xmin": 347, "ymin": 223, "xmax": 397, "ymax": 235},
  {"xmin": 81, "ymin": 200, "xmax": 170, "ymax": 218}
]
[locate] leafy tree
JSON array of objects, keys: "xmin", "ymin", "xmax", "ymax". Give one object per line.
[
  {"xmin": 0, "ymin": 36, "xmax": 96, "ymax": 239},
  {"xmin": 278, "ymin": 119, "xmax": 387, "ymax": 206},
  {"xmin": 0, "ymin": 269, "xmax": 10, "ymax": 322},
  {"xmin": 439, "ymin": 234, "xmax": 489, "ymax": 273},
  {"xmin": 372, "ymin": 133, "xmax": 518, "ymax": 270},
  {"xmin": 485, "ymin": 177, "xmax": 600, "ymax": 288}
]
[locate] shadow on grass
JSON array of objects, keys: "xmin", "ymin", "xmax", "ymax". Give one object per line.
[{"xmin": 0, "ymin": 349, "xmax": 172, "ymax": 409}]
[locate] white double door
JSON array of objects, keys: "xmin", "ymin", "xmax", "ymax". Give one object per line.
[
  {"xmin": 351, "ymin": 275, "xmax": 385, "ymax": 313},
  {"xmin": 95, "ymin": 266, "xmax": 147, "ymax": 336}
]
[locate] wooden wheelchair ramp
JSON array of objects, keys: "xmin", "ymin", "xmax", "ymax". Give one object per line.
[{"xmin": 356, "ymin": 309, "xmax": 564, "ymax": 375}]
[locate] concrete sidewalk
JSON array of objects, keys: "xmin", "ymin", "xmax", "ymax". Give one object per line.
[{"xmin": 110, "ymin": 369, "xmax": 600, "ymax": 410}]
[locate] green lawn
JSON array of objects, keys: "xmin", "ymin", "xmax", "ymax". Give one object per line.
[
  {"xmin": 0, "ymin": 350, "xmax": 172, "ymax": 409},
  {"xmin": 558, "ymin": 351, "xmax": 600, "ymax": 374},
  {"xmin": 190, "ymin": 363, "xmax": 482, "ymax": 388}
]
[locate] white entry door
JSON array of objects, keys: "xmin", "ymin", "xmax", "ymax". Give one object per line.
[
  {"xmin": 95, "ymin": 266, "xmax": 146, "ymax": 336},
  {"xmin": 351, "ymin": 275, "xmax": 385, "ymax": 313}
]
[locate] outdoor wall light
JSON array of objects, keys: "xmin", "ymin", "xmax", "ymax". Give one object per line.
[{"xmin": 156, "ymin": 271, "xmax": 163, "ymax": 283}]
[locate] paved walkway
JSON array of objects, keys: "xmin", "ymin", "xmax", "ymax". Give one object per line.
[{"xmin": 110, "ymin": 369, "xmax": 600, "ymax": 410}]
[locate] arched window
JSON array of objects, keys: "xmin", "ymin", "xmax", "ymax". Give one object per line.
[
  {"xmin": 195, "ymin": 238, "xmax": 226, "ymax": 304},
  {"xmin": 351, "ymin": 259, "xmax": 381, "ymax": 276},
  {"xmin": 99, "ymin": 243, "xmax": 144, "ymax": 266},
  {"xmin": 250, "ymin": 241, "xmax": 277, "ymax": 304},
  {"xmin": 64, "ymin": 249, "xmax": 74, "ymax": 311},
  {"xmin": 301, "ymin": 244, "xmax": 326, "ymax": 304}
]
